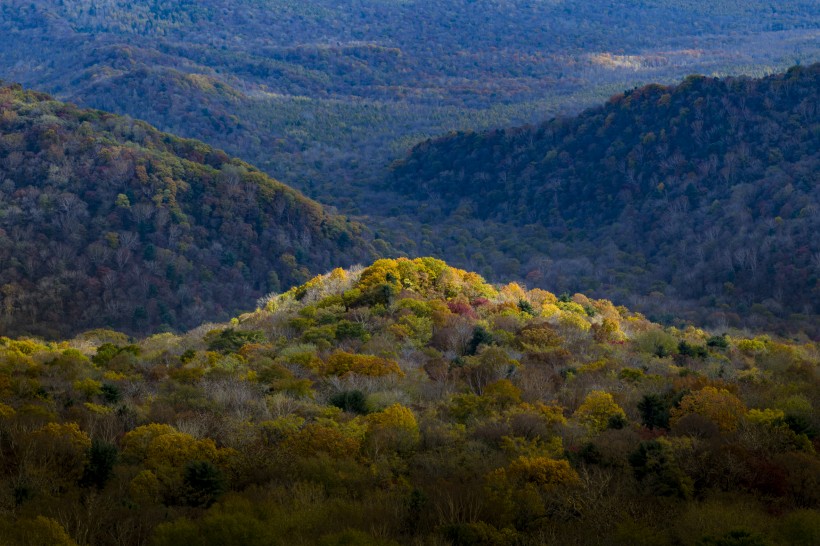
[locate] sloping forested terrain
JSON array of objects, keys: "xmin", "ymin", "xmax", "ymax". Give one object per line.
[
  {"xmin": 0, "ymin": 84, "xmax": 373, "ymax": 338},
  {"xmin": 388, "ymin": 64, "xmax": 820, "ymax": 336},
  {"xmin": 0, "ymin": 1, "xmax": 817, "ymax": 210},
  {"xmin": 0, "ymin": 258, "xmax": 817, "ymax": 545}
]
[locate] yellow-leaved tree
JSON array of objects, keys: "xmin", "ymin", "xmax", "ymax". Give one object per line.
[
  {"xmin": 574, "ymin": 390, "xmax": 627, "ymax": 432},
  {"xmin": 365, "ymin": 403, "xmax": 420, "ymax": 456},
  {"xmin": 29, "ymin": 422, "xmax": 92, "ymax": 484},
  {"xmin": 670, "ymin": 386, "xmax": 746, "ymax": 431},
  {"xmin": 122, "ymin": 424, "xmax": 235, "ymax": 506},
  {"xmin": 282, "ymin": 422, "xmax": 364, "ymax": 459},
  {"xmin": 0, "ymin": 516, "xmax": 78, "ymax": 546},
  {"xmin": 324, "ymin": 350, "xmax": 404, "ymax": 377},
  {"xmin": 485, "ymin": 456, "xmax": 580, "ymax": 527}
]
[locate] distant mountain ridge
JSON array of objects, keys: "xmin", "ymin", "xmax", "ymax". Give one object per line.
[
  {"xmin": 390, "ymin": 64, "xmax": 820, "ymax": 335},
  {"xmin": 1, "ymin": 0, "xmax": 817, "ymax": 212},
  {"xmin": 0, "ymin": 83, "xmax": 374, "ymax": 338}
]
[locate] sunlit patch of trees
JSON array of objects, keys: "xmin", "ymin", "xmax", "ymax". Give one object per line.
[{"xmin": 0, "ymin": 258, "xmax": 816, "ymax": 545}]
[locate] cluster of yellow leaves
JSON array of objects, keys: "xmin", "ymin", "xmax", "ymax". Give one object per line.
[
  {"xmin": 31, "ymin": 422, "xmax": 92, "ymax": 452},
  {"xmin": 517, "ymin": 323, "xmax": 563, "ymax": 353},
  {"xmin": 483, "ymin": 379, "xmax": 522, "ymax": 407},
  {"xmin": 123, "ymin": 424, "xmax": 233, "ymax": 469},
  {"xmin": 556, "ymin": 301, "xmax": 587, "ymax": 315},
  {"xmin": 747, "ymin": 408, "xmax": 785, "ymax": 426},
  {"xmin": 0, "ymin": 402, "xmax": 15, "ymax": 419},
  {"xmin": 670, "ymin": 387, "xmax": 747, "ymax": 431},
  {"xmin": 577, "ymin": 359, "xmax": 610, "ymax": 374},
  {"xmin": 83, "ymin": 402, "xmax": 113, "ymax": 415},
  {"xmin": 531, "ymin": 402, "xmax": 568, "ymax": 427},
  {"xmin": 508, "ymin": 456, "xmax": 579, "ymax": 487},
  {"xmin": 389, "ymin": 314, "xmax": 434, "ymax": 346},
  {"xmin": 122, "ymin": 424, "xmax": 179, "ymax": 460},
  {"xmin": 365, "ymin": 404, "xmax": 420, "ymax": 453},
  {"xmin": 260, "ymin": 415, "xmax": 305, "ymax": 445},
  {"xmin": 29, "ymin": 422, "xmax": 92, "ymax": 481},
  {"xmin": 355, "ymin": 257, "xmax": 496, "ymax": 300},
  {"xmin": 557, "ymin": 312, "xmax": 591, "ymax": 338},
  {"xmin": 0, "ymin": 343, "xmax": 38, "ymax": 371},
  {"xmin": 495, "ymin": 456, "xmax": 579, "ymax": 489},
  {"xmin": 498, "ymin": 282, "xmax": 528, "ymax": 303},
  {"xmin": 574, "ymin": 390, "xmax": 626, "ymax": 432},
  {"xmin": 282, "ymin": 421, "xmax": 365, "ymax": 458},
  {"xmin": 1, "ymin": 516, "xmax": 78, "ymax": 546},
  {"xmin": 324, "ymin": 350, "xmax": 403, "ymax": 377},
  {"xmin": 367, "ymin": 404, "xmax": 418, "ymax": 434},
  {"xmin": 123, "ymin": 424, "xmax": 237, "ymax": 505},
  {"xmin": 0, "ymin": 337, "xmax": 46, "ymax": 355},
  {"xmin": 73, "ymin": 378, "xmax": 103, "ymax": 398},
  {"xmin": 277, "ymin": 344, "xmax": 323, "ymax": 371},
  {"xmin": 593, "ymin": 318, "xmax": 627, "ymax": 343},
  {"xmin": 736, "ymin": 338, "xmax": 768, "ymax": 354},
  {"xmin": 287, "ymin": 267, "xmax": 351, "ymax": 303},
  {"xmin": 499, "ymin": 435, "xmax": 564, "ymax": 459},
  {"xmin": 528, "ymin": 289, "xmax": 558, "ymax": 306}
]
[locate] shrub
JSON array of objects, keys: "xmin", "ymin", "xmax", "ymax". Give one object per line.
[
  {"xmin": 330, "ymin": 390, "xmax": 369, "ymax": 414},
  {"xmin": 206, "ymin": 329, "xmax": 265, "ymax": 353}
]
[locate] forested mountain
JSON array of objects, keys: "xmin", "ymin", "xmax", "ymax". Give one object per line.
[
  {"xmin": 0, "ymin": 258, "xmax": 817, "ymax": 545},
  {"xmin": 0, "ymin": 1, "xmax": 817, "ymax": 210},
  {"xmin": 0, "ymin": 83, "xmax": 373, "ymax": 338},
  {"xmin": 389, "ymin": 65, "xmax": 820, "ymax": 336}
]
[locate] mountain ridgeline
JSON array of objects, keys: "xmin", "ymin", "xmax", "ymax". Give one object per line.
[
  {"xmin": 390, "ymin": 64, "xmax": 820, "ymax": 335},
  {"xmin": 0, "ymin": 84, "xmax": 373, "ymax": 338}
]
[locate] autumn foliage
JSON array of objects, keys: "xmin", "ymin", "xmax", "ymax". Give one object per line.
[{"xmin": 0, "ymin": 259, "xmax": 816, "ymax": 545}]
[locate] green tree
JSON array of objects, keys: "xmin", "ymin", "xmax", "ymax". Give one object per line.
[
  {"xmin": 183, "ymin": 460, "xmax": 226, "ymax": 508},
  {"xmin": 80, "ymin": 438, "xmax": 118, "ymax": 489},
  {"xmin": 629, "ymin": 438, "xmax": 693, "ymax": 499},
  {"xmin": 330, "ymin": 390, "xmax": 369, "ymax": 414},
  {"xmin": 638, "ymin": 393, "xmax": 671, "ymax": 429}
]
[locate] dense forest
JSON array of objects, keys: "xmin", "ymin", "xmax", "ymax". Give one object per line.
[
  {"xmin": 0, "ymin": 258, "xmax": 817, "ymax": 545},
  {"xmin": 0, "ymin": 3, "xmax": 817, "ymax": 545},
  {"xmin": 1, "ymin": 2, "xmax": 817, "ymax": 336},
  {"xmin": 1, "ymin": 1, "xmax": 818, "ymax": 334},
  {"xmin": 0, "ymin": 84, "xmax": 373, "ymax": 338},
  {"xmin": 388, "ymin": 64, "xmax": 820, "ymax": 337}
]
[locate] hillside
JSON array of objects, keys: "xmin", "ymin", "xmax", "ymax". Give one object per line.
[
  {"xmin": 0, "ymin": 1, "xmax": 817, "ymax": 210},
  {"xmin": 0, "ymin": 83, "xmax": 374, "ymax": 338},
  {"xmin": 0, "ymin": 258, "xmax": 817, "ymax": 545},
  {"xmin": 388, "ymin": 64, "xmax": 820, "ymax": 336}
]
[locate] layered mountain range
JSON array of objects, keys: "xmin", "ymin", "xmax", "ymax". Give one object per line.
[
  {"xmin": 1, "ymin": 63, "xmax": 819, "ymax": 338},
  {"xmin": 1, "ymin": 0, "xmax": 817, "ymax": 209}
]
